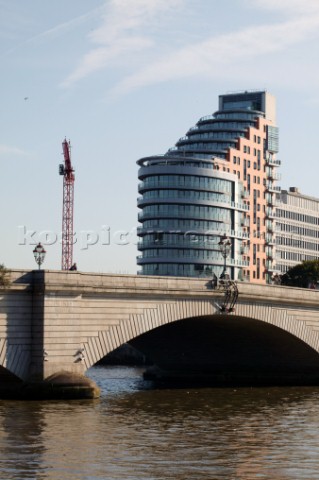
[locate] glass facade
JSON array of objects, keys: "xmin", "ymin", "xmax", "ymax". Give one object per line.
[{"xmin": 137, "ymin": 157, "xmax": 245, "ymax": 279}]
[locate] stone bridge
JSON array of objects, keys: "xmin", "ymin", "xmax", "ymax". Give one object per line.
[{"xmin": 1, "ymin": 269, "xmax": 319, "ymax": 398}]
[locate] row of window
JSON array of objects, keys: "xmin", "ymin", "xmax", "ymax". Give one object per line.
[
  {"xmin": 140, "ymin": 233, "xmax": 222, "ymax": 246},
  {"xmin": 239, "ymin": 171, "xmax": 263, "ymax": 184},
  {"xmin": 276, "ymin": 209, "xmax": 319, "ymax": 225},
  {"xmin": 149, "ymin": 159, "xmax": 213, "ymax": 169},
  {"xmin": 276, "ymin": 238, "xmax": 319, "ymax": 251},
  {"xmin": 188, "ymin": 121, "xmax": 253, "ymax": 132},
  {"xmin": 181, "ymin": 131, "xmax": 242, "ymax": 141},
  {"xmin": 139, "ymin": 175, "xmax": 233, "ymax": 193},
  {"xmin": 141, "ymin": 219, "xmax": 229, "ymax": 230},
  {"xmin": 242, "ymin": 145, "xmax": 264, "ymax": 157},
  {"xmin": 176, "ymin": 142, "xmax": 234, "ymax": 151},
  {"xmin": 223, "ymin": 100, "xmax": 257, "ymax": 110},
  {"xmin": 141, "ymin": 263, "xmax": 247, "ymax": 280},
  {"xmin": 171, "ymin": 152, "xmax": 226, "ymax": 160},
  {"xmin": 276, "ymin": 223, "xmax": 319, "ymax": 238},
  {"xmin": 140, "ymin": 263, "xmax": 223, "ymax": 278},
  {"xmin": 139, "ymin": 223, "xmax": 248, "ymax": 241},
  {"xmin": 140, "ymin": 189, "xmax": 230, "ymax": 203},
  {"xmin": 277, "ymin": 251, "xmax": 318, "ymax": 262},
  {"xmin": 214, "ymin": 112, "xmax": 260, "ymax": 120},
  {"xmin": 139, "ymin": 249, "xmax": 225, "ymax": 260},
  {"xmin": 140, "ymin": 205, "xmax": 232, "ymax": 222}
]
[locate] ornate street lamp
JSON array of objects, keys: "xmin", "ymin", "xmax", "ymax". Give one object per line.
[
  {"xmin": 33, "ymin": 243, "xmax": 46, "ymax": 270},
  {"xmin": 218, "ymin": 234, "xmax": 231, "ymax": 279}
]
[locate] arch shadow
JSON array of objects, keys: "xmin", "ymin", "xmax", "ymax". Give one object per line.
[{"xmin": 127, "ymin": 314, "xmax": 319, "ymax": 386}]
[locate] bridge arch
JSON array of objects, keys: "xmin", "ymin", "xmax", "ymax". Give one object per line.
[
  {"xmin": 0, "ymin": 337, "xmax": 30, "ymax": 381},
  {"xmin": 79, "ymin": 298, "xmax": 319, "ymax": 374}
]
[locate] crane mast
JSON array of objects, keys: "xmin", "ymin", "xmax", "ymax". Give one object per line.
[{"xmin": 59, "ymin": 139, "xmax": 75, "ymax": 270}]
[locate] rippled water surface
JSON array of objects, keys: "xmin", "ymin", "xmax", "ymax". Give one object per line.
[{"xmin": 1, "ymin": 366, "xmax": 319, "ymax": 479}]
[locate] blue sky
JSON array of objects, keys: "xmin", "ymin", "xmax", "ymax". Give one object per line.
[{"xmin": 1, "ymin": 0, "xmax": 319, "ymax": 273}]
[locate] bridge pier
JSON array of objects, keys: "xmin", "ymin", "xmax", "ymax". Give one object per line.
[
  {"xmin": 0, "ymin": 370, "xmax": 100, "ymax": 400},
  {"xmin": 0, "ymin": 270, "xmax": 101, "ymax": 399}
]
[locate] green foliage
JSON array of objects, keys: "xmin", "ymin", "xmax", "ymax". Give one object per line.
[
  {"xmin": 281, "ymin": 260, "xmax": 319, "ymax": 288},
  {"xmin": 0, "ymin": 264, "xmax": 10, "ymax": 289}
]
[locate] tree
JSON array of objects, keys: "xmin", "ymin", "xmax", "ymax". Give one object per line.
[
  {"xmin": 281, "ymin": 260, "xmax": 319, "ymax": 288},
  {"xmin": 0, "ymin": 264, "xmax": 10, "ymax": 289}
]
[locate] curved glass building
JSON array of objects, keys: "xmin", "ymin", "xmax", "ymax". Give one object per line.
[{"xmin": 137, "ymin": 90, "xmax": 280, "ymax": 283}]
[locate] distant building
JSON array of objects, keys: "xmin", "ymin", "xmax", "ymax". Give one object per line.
[
  {"xmin": 137, "ymin": 90, "xmax": 280, "ymax": 283},
  {"xmin": 275, "ymin": 187, "xmax": 319, "ymax": 274}
]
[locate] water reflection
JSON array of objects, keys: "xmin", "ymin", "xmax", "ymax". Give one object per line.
[{"xmin": 0, "ymin": 366, "xmax": 319, "ymax": 479}]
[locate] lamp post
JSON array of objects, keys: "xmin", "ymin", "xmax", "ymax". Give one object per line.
[
  {"xmin": 33, "ymin": 243, "xmax": 46, "ymax": 270},
  {"xmin": 218, "ymin": 234, "xmax": 231, "ymax": 279}
]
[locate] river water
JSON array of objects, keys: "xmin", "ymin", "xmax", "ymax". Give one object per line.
[{"xmin": 1, "ymin": 366, "xmax": 319, "ymax": 479}]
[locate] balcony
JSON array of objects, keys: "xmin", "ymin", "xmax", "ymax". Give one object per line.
[
  {"xmin": 265, "ymin": 264, "xmax": 281, "ymax": 274},
  {"xmin": 266, "ymin": 171, "xmax": 281, "ymax": 181},
  {"xmin": 137, "ymin": 197, "xmax": 248, "ymax": 210},
  {"xmin": 265, "ymin": 184, "xmax": 281, "ymax": 194},
  {"xmin": 137, "ymin": 253, "xmax": 249, "ymax": 267},
  {"xmin": 241, "ymin": 190, "xmax": 250, "ymax": 199},
  {"xmin": 265, "ymin": 235, "xmax": 275, "ymax": 245},
  {"xmin": 240, "ymin": 218, "xmax": 250, "ymax": 228},
  {"xmin": 137, "ymin": 240, "xmax": 219, "ymax": 250},
  {"xmin": 240, "ymin": 246, "xmax": 249, "ymax": 255},
  {"xmin": 265, "ymin": 209, "xmax": 276, "ymax": 219},
  {"xmin": 265, "ymin": 157, "xmax": 281, "ymax": 167}
]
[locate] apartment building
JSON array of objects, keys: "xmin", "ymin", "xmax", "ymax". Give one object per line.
[
  {"xmin": 137, "ymin": 90, "xmax": 280, "ymax": 283},
  {"xmin": 276, "ymin": 187, "xmax": 319, "ymax": 274}
]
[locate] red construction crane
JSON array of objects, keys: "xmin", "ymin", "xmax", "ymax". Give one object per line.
[{"xmin": 59, "ymin": 139, "xmax": 75, "ymax": 270}]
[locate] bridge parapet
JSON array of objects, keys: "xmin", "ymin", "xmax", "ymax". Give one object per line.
[{"xmin": 25, "ymin": 269, "xmax": 319, "ymax": 305}]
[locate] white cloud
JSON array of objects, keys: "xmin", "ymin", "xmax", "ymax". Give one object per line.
[
  {"xmin": 61, "ymin": 37, "xmax": 153, "ymax": 88},
  {"xmin": 61, "ymin": 0, "xmax": 184, "ymax": 88},
  {"xmin": 1, "ymin": 5, "xmax": 103, "ymax": 58},
  {"xmin": 60, "ymin": 0, "xmax": 319, "ymax": 95},
  {"xmin": 0, "ymin": 145, "xmax": 29, "ymax": 157},
  {"xmin": 249, "ymin": 0, "xmax": 319, "ymax": 15},
  {"xmin": 111, "ymin": 13, "xmax": 319, "ymax": 96}
]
